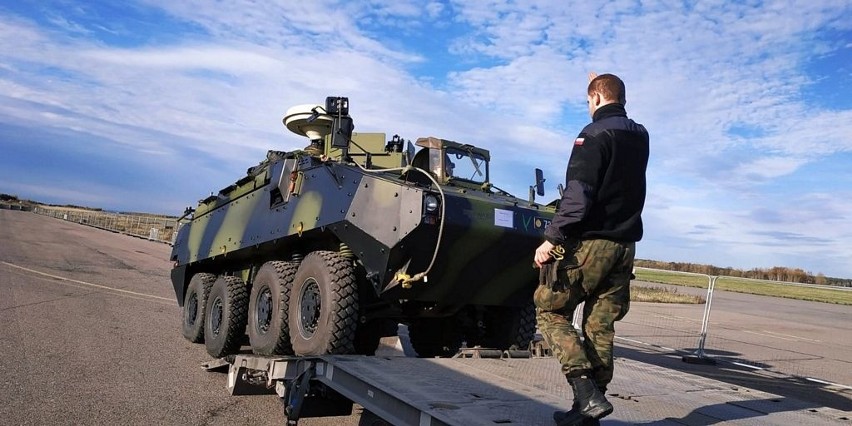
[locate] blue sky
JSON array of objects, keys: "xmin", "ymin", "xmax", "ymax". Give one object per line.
[{"xmin": 1, "ymin": 1, "xmax": 850, "ymax": 278}]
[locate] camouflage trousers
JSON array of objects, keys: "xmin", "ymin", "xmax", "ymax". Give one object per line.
[{"xmin": 534, "ymin": 239, "xmax": 634, "ymax": 389}]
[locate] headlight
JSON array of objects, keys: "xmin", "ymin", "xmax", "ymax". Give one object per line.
[{"xmin": 424, "ymin": 194, "xmax": 439, "ymax": 213}]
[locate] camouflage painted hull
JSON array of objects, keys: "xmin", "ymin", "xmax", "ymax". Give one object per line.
[{"xmin": 170, "ymin": 153, "xmax": 553, "ymax": 319}]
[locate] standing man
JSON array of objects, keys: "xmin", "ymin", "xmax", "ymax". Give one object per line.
[{"xmin": 534, "ymin": 73, "xmax": 649, "ymax": 425}]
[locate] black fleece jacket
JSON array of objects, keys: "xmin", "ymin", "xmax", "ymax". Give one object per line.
[{"xmin": 544, "ymin": 103, "xmax": 649, "ymax": 245}]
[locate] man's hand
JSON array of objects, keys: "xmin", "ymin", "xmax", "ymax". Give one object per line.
[
  {"xmin": 588, "ymin": 72, "xmax": 598, "ymax": 81},
  {"xmin": 534, "ymin": 240, "xmax": 555, "ymax": 268}
]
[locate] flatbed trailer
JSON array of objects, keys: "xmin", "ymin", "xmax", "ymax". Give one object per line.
[
  {"xmin": 205, "ymin": 349, "xmax": 850, "ymax": 426},
  {"xmin": 212, "ymin": 350, "xmax": 567, "ymax": 426}
]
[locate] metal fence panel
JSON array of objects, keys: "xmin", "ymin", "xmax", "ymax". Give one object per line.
[{"xmin": 32, "ymin": 206, "xmax": 178, "ymax": 245}]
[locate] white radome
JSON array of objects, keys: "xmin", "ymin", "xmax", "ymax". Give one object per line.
[{"xmin": 283, "ymin": 104, "xmax": 334, "ymax": 140}]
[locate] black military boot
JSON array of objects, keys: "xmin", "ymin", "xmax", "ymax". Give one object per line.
[
  {"xmin": 555, "ymin": 375, "xmax": 612, "ymax": 426},
  {"xmin": 553, "ymin": 403, "xmax": 601, "ymax": 425},
  {"xmin": 554, "ymin": 382, "xmax": 607, "ymax": 425}
]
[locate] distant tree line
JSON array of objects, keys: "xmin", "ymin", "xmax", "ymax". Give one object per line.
[
  {"xmin": 0, "ymin": 193, "xmax": 32, "ymax": 207},
  {"xmin": 1, "ymin": 193, "xmax": 178, "ymax": 218},
  {"xmin": 0, "ymin": 193, "xmax": 103, "ymax": 211},
  {"xmin": 635, "ymin": 259, "xmax": 851, "ymax": 287}
]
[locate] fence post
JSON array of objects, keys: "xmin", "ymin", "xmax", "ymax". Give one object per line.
[{"xmin": 682, "ymin": 275, "xmax": 718, "ymax": 365}]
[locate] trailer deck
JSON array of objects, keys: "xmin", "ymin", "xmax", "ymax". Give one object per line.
[{"xmin": 219, "ymin": 352, "xmax": 849, "ymax": 425}]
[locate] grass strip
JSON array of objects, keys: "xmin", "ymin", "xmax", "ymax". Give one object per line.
[
  {"xmin": 634, "ymin": 269, "xmax": 852, "ymax": 305},
  {"xmin": 631, "ymin": 285, "xmax": 704, "ymax": 304}
]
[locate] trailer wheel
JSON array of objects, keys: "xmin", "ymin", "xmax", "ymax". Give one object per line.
[
  {"xmin": 204, "ymin": 275, "xmax": 249, "ymax": 358},
  {"xmin": 483, "ymin": 300, "xmax": 537, "ymax": 350},
  {"xmin": 248, "ymin": 261, "xmax": 299, "ymax": 355},
  {"xmin": 408, "ymin": 318, "xmax": 463, "ymax": 358},
  {"xmin": 181, "ymin": 272, "xmax": 217, "ymax": 343},
  {"xmin": 288, "ymin": 251, "xmax": 357, "ymax": 355}
]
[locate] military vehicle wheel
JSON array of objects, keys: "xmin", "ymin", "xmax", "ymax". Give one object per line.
[
  {"xmin": 181, "ymin": 272, "xmax": 217, "ymax": 343},
  {"xmin": 204, "ymin": 275, "xmax": 249, "ymax": 358},
  {"xmin": 288, "ymin": 251, "xmax": 358, "ymax": 355},
  {"xmin": 248, "ymin": 261, "xmax": 299, "ymax": 355},
  {"xmin": 408, "ymin": 318, "xmax": 463, "ymax": 358},
  {"xmin": 482, "ymin": 300, "xmax": 536, "ymax": 350}
]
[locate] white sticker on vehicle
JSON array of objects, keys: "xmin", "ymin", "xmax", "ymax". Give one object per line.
[{"xmin": 494, "ymin": 208, "xmax": 514, "ymax": 228}]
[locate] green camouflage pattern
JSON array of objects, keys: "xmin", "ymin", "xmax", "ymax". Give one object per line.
[
  {"xmin": 534, "ymin": 239, "xmax": 634, "ymax": 386},
  {"xmin": 170, "ymin": 131, "xmax": 555, "ymax": 322}
]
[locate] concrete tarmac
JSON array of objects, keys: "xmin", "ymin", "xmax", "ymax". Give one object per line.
[
  {"xmin": 617, "ymin": 282, "xmax": 852, "ymax": 409},
  {"xmin": 0, "ymin": 210, "xmax": 849, "ymax": 425},
  {"xmin": 622, "ymin": 280, "xmax": 851, "ymax": 383}
]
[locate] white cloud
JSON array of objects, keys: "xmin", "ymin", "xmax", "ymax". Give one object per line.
[
  {"xmin": 425, "ymin": 2, "xmax": 444, "ymax": 19},
  {"xmin": 80, "ymin": 46, "xmax": 282, "ymax": 72},
  {"xmin": 448, "ymin": 48, "xmax": 579, "ymax": 123},
  {"xmin": 46, "ymin": 14, "xmax": 92, "ymax": 36},
  {"xmin": 2, "ymin": 0, "xmax": 852, "ymax": 276},
  {"xmin": 729, "ymin": 156, "xmax": 806, "ymax": 182}
]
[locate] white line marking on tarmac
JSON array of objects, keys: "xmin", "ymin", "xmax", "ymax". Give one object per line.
[
  {"xmin": 741, "ymin": 329, "xmax": 823, "ymax": 343},
  {"xmin": 805, "ymin": 377, "xmax": 852, "ymax": 390},
  {"xmin": 731, "ymin": 362, "xmax": 764, "ymax": 370},
  {"xmin": 1, "ymin": 261, "xmax": 173, "ymax": 302},
  {"xmin": 615, "ymin": 337, "xmax": 677, "ymax": 352},
  {"xmin": 760, "ymin": 330, "xmax": 823, "ymax": 343},
  {"xmin": 741, "ymin": 329, "xmax": 798, "ymax": 342},
  {"xmin": 617, "ymin": 337, "xmax": 651, "ymax": 346}
]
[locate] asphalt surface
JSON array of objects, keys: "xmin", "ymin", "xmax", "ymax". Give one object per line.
[
  {"xmin": 0, "ymin": 210, "xmax": 349, "ymax": 426},
  {"xmin": 618, "ymin": 281, "xmax": 852, "ymax": 386},
  {"xmin": 1, "ymin": 210, "xmax": 849, "ymax": 425}
]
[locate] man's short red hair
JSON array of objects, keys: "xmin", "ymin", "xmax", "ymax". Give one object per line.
[{"xmin": 588, "ymin": 74, "xmax": 626, "ymax": 105}]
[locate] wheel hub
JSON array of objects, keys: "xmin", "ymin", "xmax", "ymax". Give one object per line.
[
  {"xmin": 186, "ymin": 293, "xmax": 198, "ymax": 326},
  {"xmin": 255, "ymin": 287, "xmax": 273, "ymax": 334},
  {"xmin": 210, "ymin": 297, "xmax": 223, "ymax": 336},
  {"xmin": 299, "ymin": 278, "xmax": 321, "ymax": 338}
]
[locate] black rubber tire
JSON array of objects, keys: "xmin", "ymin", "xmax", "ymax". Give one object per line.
[
  {"xmin": 483, "ymin": 300, "xmax": 537, "ymax": 350},
  {"xmin": 408, "ymin": 318, "xmax": 463, "ymax": 358},
  {"xmin": 514, "ymin": 301, "xmax": 537, "ymax": 349},
  {"xmin": 204, "ymin": 275, "xmax": 249, "ymax": 358},
  {"xmin": 288, "ymin": 251, "xmax": 358, "ymax": 355},
  {"xmin": 248, "ymin": 261, "xmax": 299, "ymax": 355},
  {"xmin": 181, "ymin": 272, "xmax": 217, "ymax": 343}
]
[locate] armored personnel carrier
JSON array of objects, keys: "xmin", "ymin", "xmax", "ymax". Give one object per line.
[{"xmin": 170, "ymin": 97, "xmax": 555, "ymax": 359}]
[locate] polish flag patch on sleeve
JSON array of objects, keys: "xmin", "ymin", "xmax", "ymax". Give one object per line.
[{"xmin": 574, "ymin": 137, "xmax": 585, "ymax": 146}]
